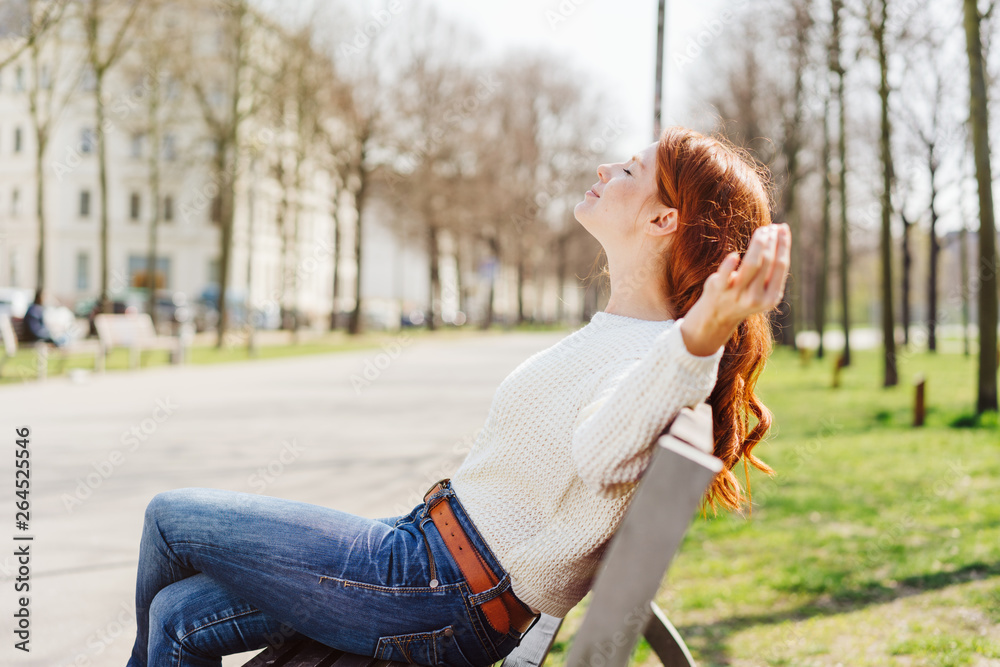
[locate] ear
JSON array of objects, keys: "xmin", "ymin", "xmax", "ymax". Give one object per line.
[{"xmin": 645, "ymin": 207, "xmax": 678, "ymax": 237}]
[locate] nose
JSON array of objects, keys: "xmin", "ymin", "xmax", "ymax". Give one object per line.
[{"xmin": 596, "ymin": 163, "xmax": 611, "ymax": 182}]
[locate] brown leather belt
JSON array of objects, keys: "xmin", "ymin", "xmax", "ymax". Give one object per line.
[{"xmin": 423, "ymin": 481, "xmax": 539, "ymax": 636}]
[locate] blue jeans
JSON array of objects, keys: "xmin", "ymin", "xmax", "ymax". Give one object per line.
[{"xmin": 126, "ymin": 482, "xmax": 538, "ymax": 666}]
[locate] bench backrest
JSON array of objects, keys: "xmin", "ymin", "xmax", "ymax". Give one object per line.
[
  {"xmin": 503, "ymin": 403, "xmax": 721, "ymax": 667},
  {"xmin": 0, "ymin": 313, "xmax": 17, "ymax": 357},
  {"xmin": 94, "ymin": 313, "xmax": 158, "ymax": 348}
]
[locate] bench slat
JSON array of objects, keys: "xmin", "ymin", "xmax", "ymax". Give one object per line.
[
  {"xmin": 328, "ymin": 652, "xmax": 378, "ymax": 667},
  {"xmin": 499, "ymin": 614, "xmax": 563, "ymax": 667},
  {"xmin": 241, "ymin": 637, "xmax": 318, "ymax": 667}
]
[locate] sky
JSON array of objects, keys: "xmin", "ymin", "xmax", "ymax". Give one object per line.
[{"xmin": 422, "ymin": 0, "xmax": 729, "ymax": 157}]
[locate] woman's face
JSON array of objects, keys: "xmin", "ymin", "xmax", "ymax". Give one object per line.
[{"xmin": 574, "ymin": 142, "xmax": 672, "ymax": 251}]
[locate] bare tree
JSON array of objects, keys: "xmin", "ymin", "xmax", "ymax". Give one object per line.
[
  {"xmin": 264, "ymin": 24, "xmax": 327, "ymax": 332},
  {"xmin": 185, "ymin": 0, "xmax": 264, "ymax": 347},
  {"xmin": 21, "ymin": 0, "xmax": 78, "ymax": 291},
  {"xmin": 963, "ymin": 0, "xmax": 999, "ymax": 414},
  {"xmin": 815, "ymin": 82, "xmax": 833, "ymax": 358},
  {"xmin": 863, "ymin": 0, "xmax": 898, "ymax": 386},
  {"xmin": 81, "ymin": 0, "xmax": 142, "ymax": 311},
  {"xmin": 898, "ymin": 17, "xmax": 962, "ymax": 354},
  {"xmin": 832, "ymin": 0, "xmax": 852, "ymax": 366},
  {"xmin": 124, "ymin": 0, "xmax": 188, "ymax": 328},
  {"xmin": 314, "ymin": 14, "xmax": 392, "ymax": 336},
  {"xmin": 0, "ymin": 0, "xmax": 67, "ymax": 70},
  {"xmin": 383, "ymin": 5, "xmax": 481, "ymax": 330}
]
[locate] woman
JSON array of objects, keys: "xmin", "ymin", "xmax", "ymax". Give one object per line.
[{"xmin": 126, "ymin": 126, "xmax": 790, "ymax": 667}]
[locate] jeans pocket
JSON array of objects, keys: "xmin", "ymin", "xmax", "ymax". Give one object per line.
[{"xmin": 374, "ymin": 624, "xmax": 479, "ymax": 667}]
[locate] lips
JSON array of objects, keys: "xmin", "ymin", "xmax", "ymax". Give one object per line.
[{"xmin": 588, "ymin": 187, "xmax": 600, "ymax": 198}]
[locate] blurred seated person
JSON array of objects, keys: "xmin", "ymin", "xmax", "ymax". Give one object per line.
[{"xmin": 23, "ymin": 289, "xmax": 68, "ymax": 347}]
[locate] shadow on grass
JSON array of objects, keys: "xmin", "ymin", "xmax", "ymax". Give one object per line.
[{"xmin": 681, "ymin": 561, "xmax": 1000, "ymax": 665}]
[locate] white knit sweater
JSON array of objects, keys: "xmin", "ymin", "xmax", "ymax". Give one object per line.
[{"xmin": 450, "ymin": 312, "xmax": 725, "ymax": 619}]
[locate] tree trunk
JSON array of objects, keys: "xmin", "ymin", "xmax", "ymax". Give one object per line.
[
  {"xmin": 901, "ymin": 212, "xmax": 911, "ymax": 347},
  {"xmin": 146, "ymin": 86, "xmax": 162, "ymax": 330},
  {"xmin": 33, "ymin": 126, "xmax": 46, "ymax": 291},
  {"xmin": 963, "ymin": 0, "xmax": 999, "ymax": 413},
  {"xmin": 454, "ymin": 236, "xmax": 466, "ymax": 319},
  {"xmin": 214, "ymin": 4, "xmax": 246, "ymax": 349},
  {"xmin": 815, "ymin": 93, "xmax": 832, "ymax": 359},
  {"xmin": 832, "ymin": 0, "xmax": 851, "ymax": 367},
  {"xmin": 330, "ymin": 188, "xmax": 342, "ymax": 331},
  {"xmin": 348, "ymin": 152, "xmax": 368, "ymax": 336},
  {"xmin": 96, "ymin": 67, "xmax": 111, "ymax": 311},
  {"xmin": 927, "ymin": 158, "xmax": 939, "ymax": 352},
  {"xmin": 556, "ymin": 232, "xmax": 568, "ymax": 324},
  {"xmin": 427, "ymin": 222, "xmax": 440, "ymax": 331},
  {"xmin": 960, "ymin": 221, "xmax": 971, "ymax": 357},
  {"xmin": 276, "ymin": 171, "xmax": 291, "ymax": 329},
  {"xmin": 480, "ymin": 235, "xmax": 499, "ymax": 330},
  {"xmin": 215, "ymin": 151, "xmax": 236, "ymax": 348},
  {"xmin": 289, "ymin": 177, "xmax": 302, "ymax": 333},
  {"xmin": 875, "ymin": 0, "xmax": 897, "ymax": 387},
  {"xmin": 516, "ymin": 245, "xmax": 526, "ymax": 325}
]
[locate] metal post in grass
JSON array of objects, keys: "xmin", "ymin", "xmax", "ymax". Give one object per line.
[
  {"xmin": 914, "ymin": 373, "xmax": 925, "ymax": 427},
  {"xmin": 833, "ymin": 353, "xmax": 845, "ymax": 388}
]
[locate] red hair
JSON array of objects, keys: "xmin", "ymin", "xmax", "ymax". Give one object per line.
[{"xmin": 655, "ymin": 126, "xmax": 776, "ymax": 513}]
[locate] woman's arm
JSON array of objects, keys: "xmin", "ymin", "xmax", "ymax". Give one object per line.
[
  {"xmin": 571, "ymin": 223, "xmax": 791, "ymax": 497},
  {"xmin": 570, "ymin": 321, "xmax": 724, "ymax": 498}
]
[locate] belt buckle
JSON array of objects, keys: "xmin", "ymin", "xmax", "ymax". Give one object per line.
[{"xmin": 422, "ymin": 477, "xmax": 450, "ymax": 504}]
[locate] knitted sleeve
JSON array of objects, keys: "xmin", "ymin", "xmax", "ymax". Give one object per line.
[{"xmin": 570, "ymin": 318, "xmax": 725, "ymax": 498}]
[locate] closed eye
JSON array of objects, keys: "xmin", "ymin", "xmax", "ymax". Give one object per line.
[{"xmin": 623, "ymin": 168, "xmax": 632, "ymax": 176}]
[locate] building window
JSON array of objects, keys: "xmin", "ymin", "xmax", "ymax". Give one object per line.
[
  {"xmin": 76, "ymin": 252, "xmax": 90, "ymax": 290},
  {"xmin": 163, "ymin": 133, "xmax": 176, "ymax": 161},
  {"xmin": 163, "ymin": 195, "xmax": 174, "ymax": 222},
  {"xmin": 15, "ymin": 66, "xmax": 24, "ymax": 92},
  {"xmin": 79, "ymin": 190, "xmax": 91, "ymax": 217},
  {"xmin": 14, "ymin": 127, "xmax": 22, "ymax": 154},
  {"xmin": 80, "ymin": 128, "xmax": 95, "ymax": 154},
  {"xmin": 40, "ymin": 65, "xmax": 50, "ymax": 90},
  {"xmin": 11, "ymin": 188, "xmax": 20, "ymax": 217},
  {"xmin": 130, "ymin": 132, "xmax": 144, "ymax": 159},
  {"xmin": 129, "ymin": 254, "xmax": 172, "ymax": 289},
  {"xmin": 129, "ymin": 192, "xmax": 141, "ymax": 221},
  {"xmin": 208, "ymin": 258, "xmax": 220, "ymax": 285}
]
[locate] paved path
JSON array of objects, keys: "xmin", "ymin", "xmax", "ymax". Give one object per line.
[{"xmin": 0, "ymin": 330, "xmax": 566, "ymax": 666}]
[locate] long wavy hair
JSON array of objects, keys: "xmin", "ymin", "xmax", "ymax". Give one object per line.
[{"xmin": 654, "ymin": 126, "xmax": 777, "ymax": 513}]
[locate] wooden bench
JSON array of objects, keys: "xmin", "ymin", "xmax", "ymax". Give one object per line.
[
  {"xmin": 0, "ymin": 312, "xmax": 104, "ymax": 380},
  {"xmin": 94, "ymin": 312, "xmax": 187, "ymax": 369},
  {"xmin": 242, "ymin": 403, "xmax": 722, "ymax": 667}
]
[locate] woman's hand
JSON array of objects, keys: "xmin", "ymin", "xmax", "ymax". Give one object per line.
[{"xmin": 680, "ymin": 223, "xmax": 792, "ymax": 356}]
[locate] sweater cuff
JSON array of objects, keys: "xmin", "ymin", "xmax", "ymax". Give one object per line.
[{"xmin": 665, "ymin": 318, "xmax": 724, "ymax": 381}]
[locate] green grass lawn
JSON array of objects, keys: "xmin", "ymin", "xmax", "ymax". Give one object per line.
[{"xmin": 548, "ymin": 345, "xmax": 999, "ymax": 666}]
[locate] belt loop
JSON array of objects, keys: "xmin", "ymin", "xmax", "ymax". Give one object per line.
[{"xmin": 467, "ymin": 574, "xmax": 512, "ymax": 607}]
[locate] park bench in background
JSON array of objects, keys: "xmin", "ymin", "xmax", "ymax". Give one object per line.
[
  {"xmin": 94, "ymin": 312, "xmax": 186, "ymax": 369},
  {"xmin": 0, "ymin": 312, "xmax": 103, "ymax": 380},
  {"xmin": 242, "ymin": 403, "xmax": 722, "ymax": 667}
]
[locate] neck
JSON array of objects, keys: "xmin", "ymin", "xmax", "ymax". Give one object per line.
[{"xmin": 603, "ymin": 249, "xmax": 674, "ymax": 321}]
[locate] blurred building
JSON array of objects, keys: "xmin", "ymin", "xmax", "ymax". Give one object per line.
[{"xmin": 0, "ymin": 1, "xmax": 588, "ymax": 332}]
